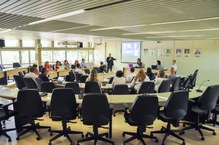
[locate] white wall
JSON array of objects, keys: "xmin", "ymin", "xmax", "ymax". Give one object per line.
[{"xmin": 95, "ymin": 39, "xmax": 219, "ymax": 85}]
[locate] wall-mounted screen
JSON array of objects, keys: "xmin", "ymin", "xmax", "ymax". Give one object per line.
[{"xmin": 121, "ymin": 41, "xmax": 141, "ymax": 63}]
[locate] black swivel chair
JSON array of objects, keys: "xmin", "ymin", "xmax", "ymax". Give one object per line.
[
  {"xmin": 211, "ymin": 105, "xmax": 219, "ymax": 126},
  {"xmin": 16, "ymin": 89, "xmax": 51, "ymax": 140},
  {"xmin": 151, "ymin": 91, "xmax": 189, "ymax": 145},
  {"xmin": 35, "ymin": 78, "xmax": 42, "ymax": 92},
  {"xmin": 180, "ymin": 75, "xmax": 192, "ymax": 90},
  {"xmin": 79, "ymin": 75, "xmax": 88, "ymax": 83},
  {"xmin": 170, "ymin": 77, "xmax": 181, "ymax": 92},
  {"xmin": 49, "ymin": 88, "xmax": 83, "ymax": 145},
  {"xmin": 138, "ymin": 82, "xmax": 155, "ymax": 94},
  {"xmin": 108, "ymin": 77, "xmax": 114, "ymax": 84},
  {"xmin": 68, "ymin": 71, "xmax": 76, "ymax": 82},
  {"xmin": 85, "ymin": 81, "xmax": 101, "ymax": 93},
  {"xmin": 13, "ymin": 75, "xmax": 25, "ymax": 90},
  {"xmin": 13, "ymin": 62, "xmax": 21, "ymax": 68},
  {"xmin": 123, "ymin": 95, "xmax": 159, "ymax": 145},
  {"xmin": 41, "ymin": 82, "xmax": 56, "ymax": 93},
  {"xmin": 158, "ymin": 80, "xmax": 171, "ymax": 93},
  {"xmin": 75, "ymin": 73, "xmax": 82, "ymax": 82},
  {"xmin": 65, "ymin": 82, "xmax": 81, "ymax": 94},
  {"xmin": 18, "ymin": 71, "xmax": 24, "ymax": 78},
  {"xmin": 188, "ymin": 69, "xmax": 199, "ymax": 89},
  {"xmin": 23, "ymin": 77, "xmax": 38, "ymax": 89},
  {"xmin": 77, "ymin": 93, "xmax": 114, "ymax": 145},
  {"xmin": 181, "ymin": 85, "xmax": 219, "ymax": 140},
  {"xmin": 0, "ymin": 103, "xmax": 16, "ymax": 142}
]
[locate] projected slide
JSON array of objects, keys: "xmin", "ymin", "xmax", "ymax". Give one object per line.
[{"xmin": 121, "ymin": 42, "xmax": 141, "ymax": 63}]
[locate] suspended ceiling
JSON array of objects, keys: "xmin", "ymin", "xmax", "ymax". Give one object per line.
[{"xmin": 0, "ymin": 0, "xmax": 219, "ymax": 41}]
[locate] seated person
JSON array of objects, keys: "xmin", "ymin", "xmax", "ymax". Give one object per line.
[
  {"xmin": 112, "ymin": 70, "xmax": 126, "ymax": 88},
  {"xmin": 74, "ymin": 60, "xmax": 79, "ymax": 65},
  {"xmin": 38, "ymin": 67, "xmax": 49, "ymax": 82},
  {"xmin": 167, "ymin": 67, "xmax": 176, "ymax": 81},
  {"xmin": 75, "ymin": 64, "xmax": 86, "ymax": 75},
  {"xmin": 136, "ymin": 58, "xmax": 143, "ymax": 68},
  {"xmin": 63, "ymin": 60, "xmax": 70, "ymax": 70},
  {"xmin": 80, "ymin": 58, "xmax": 86, "ymax": 68},
  {"xmin": 32, "ymin": 64, "xmax": 40, "ymax": 75},
  {"xmin": 156, "ymin": 60, "xmax": 163, "ymax": 70},
  {"xmin": 130, "ymin": 69, "xmax": 150, "ymax": 93},
  {"xmin": 24, "ymin": 66, "xmax": 38, "ymax": 81},
  {"xmin": 54, "ymin": 61, "xmax": 61, "ymax": 71},
  {"xmin": 146, "ymin": 67, "xmax": 156, "ymax": 80},
  {"xmin": 154, "ymin": 69, "xmax": 167, "ymax": 92},
  {"xmin": 86, "ymin": 69, "xmax": 100, "ymax": 85},
  {"xmin": 126, "ymin": 67, "xmax": 136, "ymax": 83},
  {"xmin": 44, "ymin": 61, "xmax": 52, "ymax": 71},
  {"xmin": 99, "ymin": 61, "xmax": 105, "ymax": 73}
]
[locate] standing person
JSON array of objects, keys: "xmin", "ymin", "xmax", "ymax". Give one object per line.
[
  {"xmin": 63, "ymin": 60, "xmax": 70, "ymax": 70},
  {"xmin": 126, "ymin": 67, "xmax": 136, "ymax": 83},
  {"xmin": 80, "ymin": 58, "xmax": 86, "ymax": 68},
  {"xmin": 171, "ymin": 60, "xmax": 177, "ymax": 73},
  {"xmin": 106, "ymin": 53, "xmax": 116, "ymax": 73},
  {"xmin": 136, "ymin": 58, "xmax": 143, "ymax": 68}
]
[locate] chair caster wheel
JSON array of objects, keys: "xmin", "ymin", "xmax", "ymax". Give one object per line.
[
  {"xmin": 213, "ymin": 131, "xmax": 216, "ymax": 135},
  {"xmin": 201, "ymin": 137, "xmax": 205, "ymax": 140},
  {"xmin": 81, "ymin": 134, "xmax": 84, "ymax": 138},
  {"xmin": 182, "ymin": 141, "xmax": 185, "ymax": 145},
  {"xmin": 16, "ymin": 137, "xmax": 20, "ymax": 140},
  {"xmin": 155, "ymin": 139, "xmax": 159, "ymax": 143},
  {"xmin": 85, "ymin": 133, "xmax": 89, "ymax": 137},
  {"xmin": 36, "ymin": 136, "xmax": 41, "ymax": 140},
  {"xmin": 122, "ymin": 133, "xmax": 125, "ymax": 137}
]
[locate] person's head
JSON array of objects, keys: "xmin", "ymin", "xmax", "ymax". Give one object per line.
[
  {"xmin": 32, "ymin": 64, "xmax": 37, "ymax": 68},
  {"xmin": 157, "ymin": 60, "xmax": 161, "ymax": 65},
  {"xmin": 137, "ymin": 58, "xmax": 141, "ymax": 63},
  {"xmin": 44, "ymin": 61, "xmax": 49, "ymax": 66},
  {"xmin": 130, "ymin": 67, "xmax": 135, "ymax": 73},
  {"xmin": 76, "ymin": 63, "xmax": 80, "ymax": 68},
  {"xmin": 64, "ymin": 60, "xmax": 69, "ymax": 65},
  {"xmin": 146, "ymin": 67, "xmax": 152, "ymax": 74},
  {"xmin": 172, "ymin": 60, "xmax": 176, "ymax": 65},
  {"xmin": 90, "ymin": 69, "xmax": 98, "ymax": 82},
  {"xmin": 30, "ymin": 67, "xmax": 37, "ymax": 74},
  {"xmin": 74, "ymin": 60, "xmax": 79, "ymax": 65},
  {"xmin": 100, "ymin": 61, "xmax": 104, "ymax": 65},
  {"xmin": 158, "ymin": 69, "xmax": 165, "ymax": 78},
  {"xmin": 116, "ymin": 70, "xmax": 123, "ymax": 78},
  {"xmin": 170, "ymin": 67, "xmax": 175, "ymax": 75},
  {"xmin": 56, "ymin": 61, "xmax": 60, "ymax": 65},
  {"xmin": 41, "ymin": 67, "xmax": 48, "ymax": 75},
  {"xmin": 135, "ymin": 69, "xmax": 146, "ymax": 82},
  {"xmin": 82, "ymin": 58, "xmax": 85, "ymax": 62},
  {"xmin": 109, "ymin": 53, "xmax": 111, "ymax": 57}
]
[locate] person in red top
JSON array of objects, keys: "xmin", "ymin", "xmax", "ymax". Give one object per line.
[{"xmin": 44, "ymin": 61, "xmax": 52, "ymax": 71}]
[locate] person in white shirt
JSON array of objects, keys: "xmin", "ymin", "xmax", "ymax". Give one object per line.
[
  {"xmin": 112, "ymin": 70, "xmax": 126, "ymax": 88},
  {"xmin": 130, "ymin": 69, "xmax": 150, "ymax": 93},
  {"xmin": 172, "ymin": 60, "xmax": 177, "ymax": 72},
  {"xmin": 24, "ymin": 67, "xmax": 38, "ymax": 81},
  {"xmin": 75, "ymin": 64, "xmax": 86, "ymax": 75},
  {"xmin": 154, "ymin": 69, "xmax": 167, "ymax": 92},
  {"xmin": 126, "ymin": 67, "xmax": 136, "ymax": 83}
]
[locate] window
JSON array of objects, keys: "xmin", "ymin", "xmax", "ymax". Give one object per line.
[
  {"xmin": 23, "ymin": 40, "xmax": 35, "ymax": 47},
  {"xmin": 78, "ymin": 51, "xmax": 88, "ymax": 62},
  {"xmin": 67, "ymin": 50, "xmax": 78, "ymax": 63},
  {"xmin": 1, "ymin": 51, "xmax": 20, "ymax": 66},
  {"xmin": 5, "ymin": 40, "xmax": 19, "ymax": 47},
  {"xmin": 42, "ymin": 51, "xmax": 53, "ymax": 63},
  {"xmin": 30, "ymin": 50, "xmax": 36, "ymax": 64},
  {"xmin": 21, "ymin": 50, "xmax": 29, "ymax": 64},
  {"xmin": 53, "ymin": 51, "xmax": 65, "ymax": 62},
  {"xmin": 89, "ymin": 50, "xmax": 94, "ymax": 62},
  {"xmin": 41, "ymin": 40, "xmax": 51, "ymax": 47}
]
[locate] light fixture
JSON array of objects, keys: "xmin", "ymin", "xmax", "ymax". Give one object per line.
[
  {"xmin": 0, "ymin": 29, "xmax": 12, "ymax": 33},
  {"xmin": 51, "ymin": 25, "xmax": 91, "ymax": 32},
  {"xmin": 28, "ymin": 9, "xmax": 85, "ymax": 25},
  {"xmin": 90, "ymin": 24, "xmax": 147, "ymax": 31},
  {"xmin": 146, "ymin": 35, "xmax": 204, "ymax": 38},
  {"xmin": 123, "ymin": 31, "xmax": 176, "ymax": 35}
]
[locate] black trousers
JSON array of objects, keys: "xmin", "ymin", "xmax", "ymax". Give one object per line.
[{"xmin": 107, "ymin": 65, "xmax": 113, "ymax": 73}]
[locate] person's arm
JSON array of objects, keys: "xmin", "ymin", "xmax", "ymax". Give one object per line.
[{"xmin": 112, "ymin": 57, "xmax": 116, "ymax": 60}]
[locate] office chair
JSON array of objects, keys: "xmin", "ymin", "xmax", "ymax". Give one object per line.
[
  {"xmin": 18, "ymin": 71, "xmax": 24, "ymax": 78},
  {"xmin": 181, "ymin": 85, "xmax": 219, "ymax": 140},
  {"xmin": 35, "ymin": 78, "xmax": 42, "ymax": 92},
  {"xmin": 211, "ymin": 104, "xmax": 219, "ymax": 126},
  {"xmin": 68, "ymin": 71, "xmax": 76, "ymax": 82},
  {"xmin": 75, "ymin": 73, "xmax": 82, "ymax": 82},
  {"xmin": 151, "ymin": 91, "xmax": 189, "ymax": 145},
  {"xmin": 49, "ymin": 88, "xmax": 83, "ymax": 145},
  {"xmin": 38, "ymin": 65, "xmax": 43, "ymax": 72},
  {"xmin": 108, "ymin": 77, "xmax": 114, "ymax": 84},
  {"xmin": 138, "ymin": 82, "xmax": 155, "ymax": 94},
  {"xmin": 13, "ymin": 62, "xmax": 21, "ymax": 68},
  {"xmin": 16, "ymin": 89, "xmax": 51, "ymax": 140},
  {"xmin": 180, "ymin": 75, "xmax": 192, "ymax": 90},
  {"xmin": 23, "ymin": 77, "xmax": 38, "ymax": 89},
  {"xmin": 23, "ymin": 71, "xmax": 26, "ymax": 75},
  {"xmin": 85, "ymin": 81, "xmax": 101, "ymax": 93},
  {"xmin": 158, "ymin": 80, "xmax": 171, "ymax": 93},
  {"xmin": 84, "ymin": 69, "xmax": 90, "ymax": 74},
  {"xmin": 79, "ymin": 75, "xmax": 88, "ymax": 83},
  {"xmin": 123, "ymin": 95, "xmax": 159, "ymax": 145},
  {"xmin": 170, "ymin": 77, "xmax": 181, "ymax": 92},
  {"xmin": 77, "ymin": 93, "xmax": 114, "ymax": 145},
  {"xmin": 41, "ymin": 82, "xmax": 56, "ymax": 93},
  {"xmin": 188, "ymin": 69, "xmax": 199, "ymax": 89},
  {"xmin": 0, "ymin": 103, "xmax": 16, "ymax": 142},
  {"xmin": 65, "ymin": 82, "xmax": 81, "ymax": 94},
  {"xmin": 13, "ymin": 75, "xmax": 25, "ymax": 90}
]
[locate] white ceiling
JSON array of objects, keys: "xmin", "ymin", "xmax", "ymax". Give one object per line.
[{"xmin": 0, "ymin": 0, "xmax": 219, "ymax": 41}]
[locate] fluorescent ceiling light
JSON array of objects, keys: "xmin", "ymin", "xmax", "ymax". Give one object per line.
[
  {"xmin": 146, "ymin": 35, "xmax": 204, "ymax": 38},
  {"xmin": 123, "ymin": 31, "xmax": 176, "ymax": 35},
  {"xmin": 90, "ymin": 24, "xmax": 147, "ymax": 31},
  {"xmin": 28, "ymin": 9, "xmax": 85, "ymax": 25},
  {"xmin": 0, "ymin": 29, "xmax": 12, "ymax": 33},
  {"xmin": 51, "ymin": 25, "xmax": 91, "ymax": 32}
]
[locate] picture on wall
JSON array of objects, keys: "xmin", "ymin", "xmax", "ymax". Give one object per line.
[
  {"xmin": 143, "ymin": 48, "xmax": 155, "ymax": 56},
  {"xmin": 143, "ymin": 48, "xmax": 149, "ymax": 55},
  {"xmin": 158, "ymin": 48, "xmax": 163, "ymax": 57},
  {"xmin": 184, "ymin": 48, "xmax": 190, "ymax": 57},
  {"xmin": 148, "ymin": 49, "xmax": 155, "ymax": 56},
  {"xmin": 175, "ymin": 48, "xmax": 182, "ymax": 57},
  {"xmin": 165, "ymin": 49, "xmax": 171, "ymax": 56},
  {"xmin": 194, "ymin": 48, "xmax": 201, "ymax": 57}
]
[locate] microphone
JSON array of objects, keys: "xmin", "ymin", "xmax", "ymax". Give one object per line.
[{"xmin": 196, "ymin": 80, "xmax": 210, "ymax": 92}]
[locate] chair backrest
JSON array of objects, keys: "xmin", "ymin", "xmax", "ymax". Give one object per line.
[
  {"xmin": 198, "ymin": 85, "xmax": 219, "ymax": 111},
  {"xmin": 18, "ymin": 71, "xmax": 24, "ymax": 78},
  {"xmin": 13, "ymin": 62, "xmax": 21, "ymax": 68},
  {"xmin": 17, "ymin": 89, "xmax": 44, "ymax": 117},
  {"xmin": 113, "ymin": 84, "xmax": 129, "ymax": 94},
  {"xmin": 65, "ymin": 82, "xmax": 81, "ymax": 94},
  {"xmin": 189, "ymin": 69, "xmax": 199, "ymax": 89},
  {"xmin": 23, "ymin": 77, "xmax": 38, "ymax": 89},
  {"xmin": 75, "ymin": 73, "xmax": 82, "ymax": 82},
  {"xmin": 13, "ymin": 75, "xmax": 25, "ymax": 89},
  {"xmin": 183, "ymin": 75, "xmax": 192, "ymax": 89},
  {"xmin": 84, "ymin": 69, "xmax": 90, "ymax": 74},
  {"xmin": 171, "ymin": 77, "xmax": 181, "ymax": 92},
  {"xmin": 50, "ymin": 88, "xmax": 77, "ymax": 120},
  {"xmin": 138, "ymin": 82, "xmax": 155, "ymax": 94},
  {"xmin": 41, "ymin": 82, "xmax": 56, "ymax": 93},
  {"xmin": 80, "ymin": 75, "xmax": 88, "ymax": 83},
  {"xmin": 130, "ymin": 95, "xmax": 158, "ymax": 125},
  {"xmin": 38, "ymin": 66, "xmax": 43, "ymax": 72},
  {"xmin": 82, "ymin": 93, "xmax": 110, "ymax": 125},
  {"xmin": 164, "ymin": 90, "xmax": 189, "ymax": 120},
  {"xmin": 158, "ymin": 80, "xmax": 171, "ymax": 93},
  {"xmin": 35, "ymin": 78, "xmax": 42, "ymax": 91},
  {"xmin": 108, "ymin": 77, "xmax": 114, "ymax": 84},
  {"xmin": 23, "ymin": 71, "xmax": 26, "ymax": 75},
  {"xmin": 85, "ymin": 81, "xmax": 101, "ymax": 93},
  {"xmin": 68, "ymin": 71, "xmax": 76, "ymax": 81}
]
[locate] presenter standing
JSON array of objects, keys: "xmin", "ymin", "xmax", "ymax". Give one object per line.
[{"xmin": 106, "ymin": 53, "xmax": 116, "ymax": 73}]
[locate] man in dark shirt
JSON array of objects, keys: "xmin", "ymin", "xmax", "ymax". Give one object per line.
[
  {"xmin": 38, "ymin": 67, "xmax": 49, "ymax": 82},
  {"xmin": 106, "ymin": 53, "xmax": 116, "ymax": 73}
]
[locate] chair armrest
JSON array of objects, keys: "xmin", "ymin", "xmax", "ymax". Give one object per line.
[
  {"xmin": 1, "ymin": 102, "xmax": 14, "ymax": 117},
  {"xmin": 123, "ymin": 103, "xmax": 132, "ymax": 114}
]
